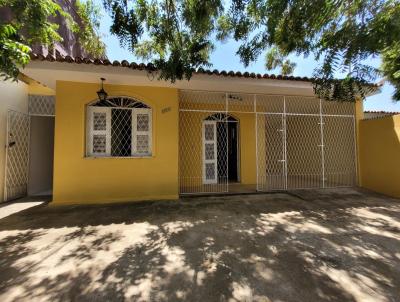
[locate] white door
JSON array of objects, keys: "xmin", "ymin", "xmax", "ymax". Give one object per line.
[
  {"xmin": 203, "ymin": 121, "xmax": 218, "ymax": 184},
  {"xmin": 4, "ymin": 110, "xmax": 30, "ymax": 201}
]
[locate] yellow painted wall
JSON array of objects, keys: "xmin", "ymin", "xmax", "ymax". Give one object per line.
[
  {"xmin": 238, "ymin": 112, "xmax": 256, "ymax": 185},
  {"xmin": 53, "ymin": 81, "xmax": 179, "ymax": 204},
  {"xmin": 28, "ymin": 82, "xmax": 55, "ymax": 95},
  {"xmin": 53, "ymin": 84, "xmax": 365, "ymax": 204},
  {"xmin": 359, "ymin": 114, "xmax": 400, "ymax": 198}
]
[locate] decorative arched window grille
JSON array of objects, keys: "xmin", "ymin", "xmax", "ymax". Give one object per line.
[
  {"xmin": 86, "ymin": 97, "xmax": 152, "ymax": 157},
  {"xmin": 204, "ymin": 113, "xmax": 238, "ymax": 122}
]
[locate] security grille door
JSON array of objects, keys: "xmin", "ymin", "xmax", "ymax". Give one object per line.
[
  {"xmin": 286, "ymin": 115, "xmax": 323, "ymax": 189},
  {"xmin": 203, "ymin": 121, "xmax": 218, "ymax": 184},
  {"xmin": 323, "ymin": 116, "xmax": 356, "ymax": 187},
  {"xmin": 4, "ymin": 110, "xmax": 30, "ymax": 201},
  {"xmin": 179, "ymin": 90, "xmax": 357, "ymax": 194},
  {"xmin": 257, "ymin": 114, "xmax": 286, "ymax": 191}
]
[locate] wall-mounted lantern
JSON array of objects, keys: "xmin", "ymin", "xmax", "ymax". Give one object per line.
[{"xmin": 97, "ymin": 77, "xmax": 108, "ymax": 101}]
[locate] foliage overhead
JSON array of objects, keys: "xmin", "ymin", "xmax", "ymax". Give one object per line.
[
  {"xmin": 0, "ymin": 0, "xmax": 106, "ymax": 81},
  {"xmin": 74, "ymin": 0, "xmax": 106, "ymax": 58},
  {"xmin": 103, "ymin": 0, "xmax": 223, "ymax": 82},
  {"xmin": 104, "ymin": 0, "xmax": 400, "ymax": 101}
]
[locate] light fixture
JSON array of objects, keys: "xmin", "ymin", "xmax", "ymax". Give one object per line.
[
  {"xmin": 97, "ymin": 77, "xmax": 108, "ymax": 101},
  {"xmin": 228, "ymin": 94, "xmax": 243, "ymax": 101}
]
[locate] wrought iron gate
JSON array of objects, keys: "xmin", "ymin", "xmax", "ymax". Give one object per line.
[
  {"xmin": 179, "ymin": 91, "xmax": 229, "ymax": 194},
  {"xmin": 179, "ymin": 90, "xmax": 357, "ymax": 194},
  {"xmin": 4, "ymin": 110, "xmax": 30, "ymax": 201},
  {"xmin": 257, "ymin": 97, "xmax": 357, "ymax": 191},
  {"xmin": 3, "ymin": 96, "xmax": 55, "ymax": 201},
  {"xmin": 256, "ymin": 113, "xmax": 286, "ymax": 191}
]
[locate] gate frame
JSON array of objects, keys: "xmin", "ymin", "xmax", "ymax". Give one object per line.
[
  {"xmin": 3, "ymin": 95, "xmax": 56, "ymax": 202},
  {"xmin": 178, "ymin": 89, "xmax": 358, "ymax": 194},
  {"xmin": 4, "ymin": 110, "xmax": 31, "ymax": 201}
]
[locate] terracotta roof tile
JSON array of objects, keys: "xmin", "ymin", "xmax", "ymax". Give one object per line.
[{"xmin": 29, "ymin": 53, "xmax": 382, "ymax": 87}]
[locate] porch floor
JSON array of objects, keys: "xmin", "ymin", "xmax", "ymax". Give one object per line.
[
  {"xmin": 180, "ymin": 176, "xmax": 355, "ymax": 195},
  {"xmin": 1, "ymin": 188, "xmax": 400, "ymax": 301}
]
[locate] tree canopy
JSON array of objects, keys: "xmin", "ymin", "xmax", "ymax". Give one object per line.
[
  {"xmin": 103, "ymin": 0, "xmax": 400, "ymax": 101},
  {"xmin": 0, "ymin": 0, "xmax": 106, "ymax": 80}
]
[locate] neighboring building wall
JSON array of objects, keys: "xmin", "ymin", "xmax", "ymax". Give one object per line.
[
  {"xmin": 364, "ymin": 111, "xmax": 399, "ymax": 120},
  {"xmin": 53, "ymin": 81, "xmax": 179, "ymax": 204},
  {"xmin": 359, "ymin": 115, "xmax": 400, "ymax": 198},
  {"xmin": 32, "ymin": 0, "xmax": 91, "ymax": 58},
  {"xmin": 0, "ymin": 0, "xmax": 98, "ymax": 59},
  {"xmin": 0, "ymin": 80, "xmax": 29, "ymax": 202}
]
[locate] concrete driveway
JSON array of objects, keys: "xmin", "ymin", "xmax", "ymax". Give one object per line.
[{"xmin": 0, "ymin": 188, "xmax": 399, "ymax": 302}]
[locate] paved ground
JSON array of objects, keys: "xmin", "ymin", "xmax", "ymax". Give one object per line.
[{"xmin": 0, "ymin": 188, "xmax": 400, "ymax": 302}]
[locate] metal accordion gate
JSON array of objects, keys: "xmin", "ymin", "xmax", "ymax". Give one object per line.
[
  {"xmin": 179, "ymin": 90, "xmax": 357, "ymax": 195},
  {"xmin": 3, "ymin": 95, "xmax": 56, "ymax": 201},
  {"xmin": 4, "ymin": 110, "xmax": 30, "ymax": 201}
]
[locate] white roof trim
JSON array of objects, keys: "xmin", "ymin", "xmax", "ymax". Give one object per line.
[{"xmin": 23, "ymin": 61, "xmax": 316, "ymax": 96}]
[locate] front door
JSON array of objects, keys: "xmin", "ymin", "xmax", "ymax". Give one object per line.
[
  {"xmin": 227, "ymin": 122, "xmax": 238, "ymax": 181},
  {"xmin": 4, "ymin": 110, "xmax": 30, "ymax": 201}
]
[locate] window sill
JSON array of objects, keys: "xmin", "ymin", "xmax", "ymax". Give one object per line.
[{"xmin": 84, "ymin": 155, "xmax": 154, "ymax": 159}]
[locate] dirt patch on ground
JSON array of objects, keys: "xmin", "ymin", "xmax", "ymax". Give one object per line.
[{"xmin": 0, "ymin": 188, "xmax": 399, "ymax": 302}]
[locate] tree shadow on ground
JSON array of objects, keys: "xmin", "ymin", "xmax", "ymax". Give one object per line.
[{"xmin": 0, "ymin": 187, "xmax": 399, "ymax": 301}]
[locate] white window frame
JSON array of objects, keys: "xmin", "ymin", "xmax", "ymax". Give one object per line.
[
  {"xmin": 132, "ymin": 108, "xmax": 152, "ymax": 156},
  {"xmin": 86, "ymin": 106, "xmax": 111, "ymax": 157},
  {"xmin": 86, "ymin": 99, "xmax": 152, "ymax": 158}
]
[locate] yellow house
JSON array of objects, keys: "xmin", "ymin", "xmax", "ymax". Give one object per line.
[{"xmin": 1, "ymin": 53, "xmax": 379, "ymax": 204}]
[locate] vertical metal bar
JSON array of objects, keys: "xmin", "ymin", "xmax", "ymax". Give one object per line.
[
  {"xmin": 3, "ymin": 111, "xmax": 10, "ymax": 201},
  {"xmin": 319, "ymin": 98, "xmax": 326, "ymax": 188},
  {"xmin": 177, "ymin": 103, "xmax": 181, "ymax": 194},
  {"xmin": 283, "ymin": 96, "xmax": 288, "ymax": 190},
  {"xmin": 352, "ymin": 115, "xmax": 358, "ymax": 186},
  {"xmin": 254, "ymin": 94, "xmax": 259, "ymax": 191},
  {"xmin": 281, "ymin": 100, "xmax": 284, "ymax": 190},
  {"xmin": 226, "ymin": 92, "xmax": 229, "ymax": 192},
  {"xmin": 26, "ymin": 115, "xmax": 31, "ymax": 196}
]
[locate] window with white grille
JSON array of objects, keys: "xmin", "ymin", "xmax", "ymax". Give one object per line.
[{"xmin": 86, "ymin": 97, "xmax": 152, "ymax": 157}]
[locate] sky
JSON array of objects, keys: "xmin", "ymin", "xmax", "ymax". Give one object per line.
[{"xmin": 96, "ymin": 3, "xmax": 400, "ymax": 113}]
